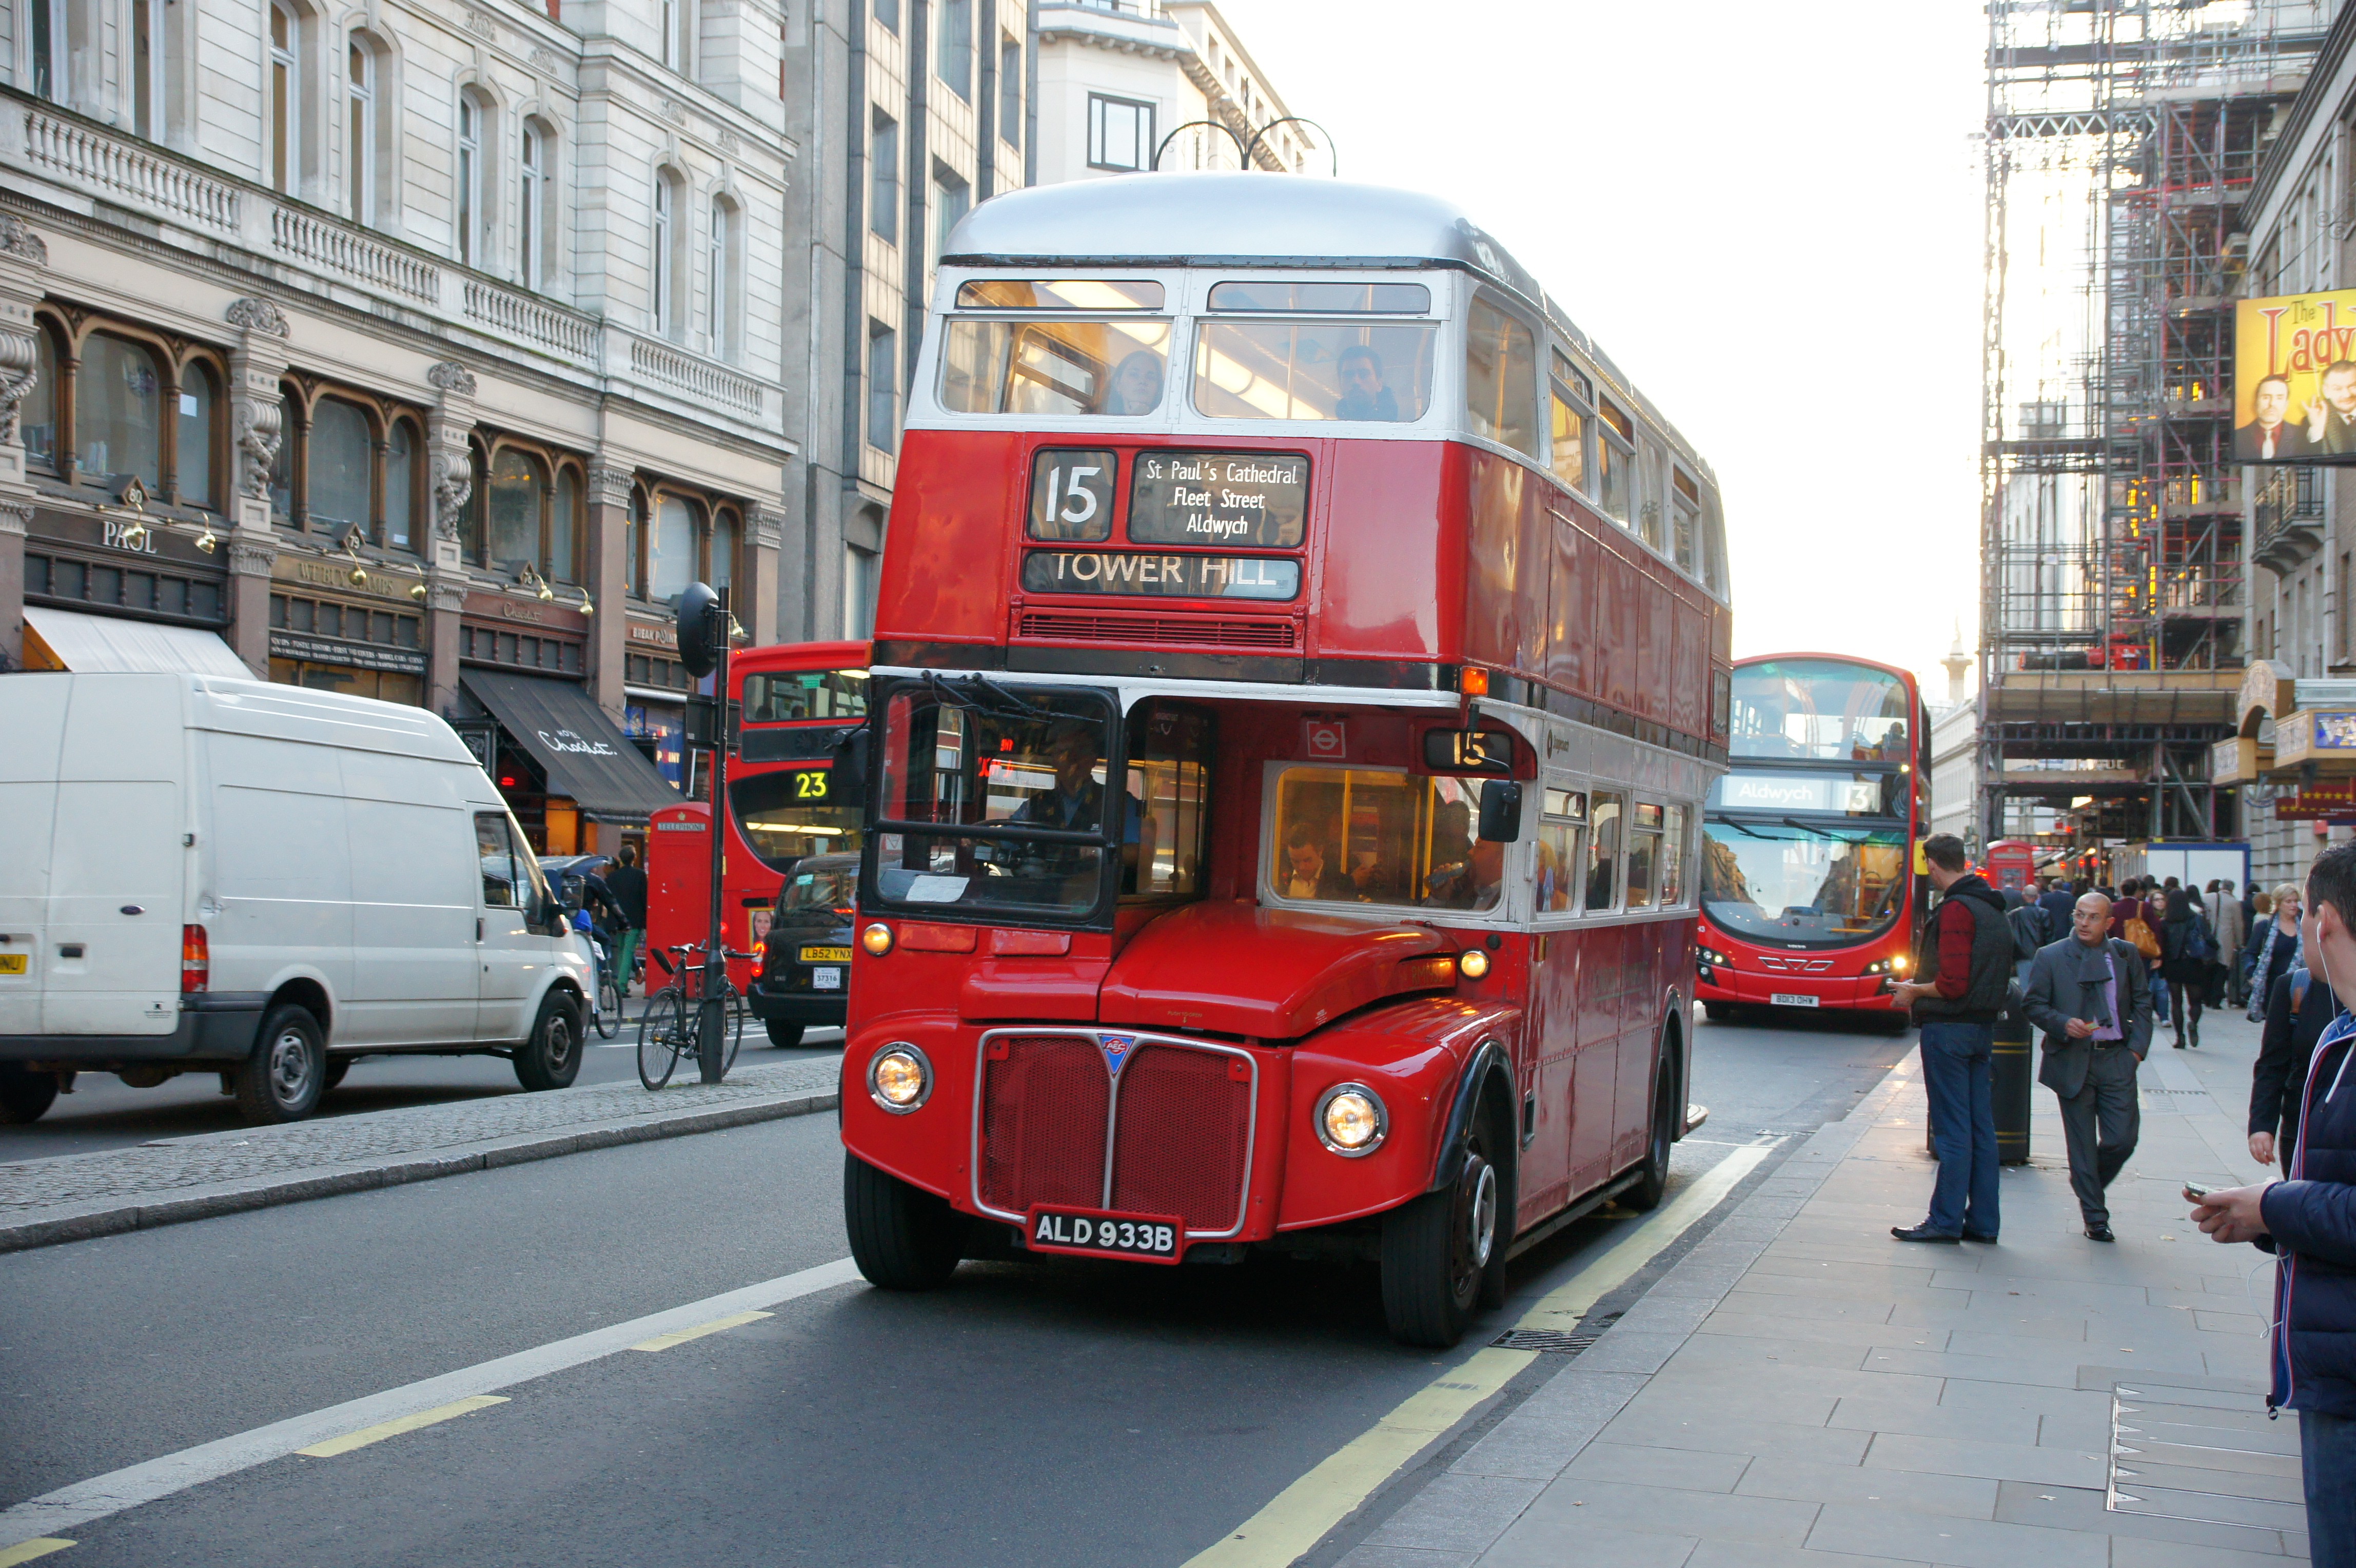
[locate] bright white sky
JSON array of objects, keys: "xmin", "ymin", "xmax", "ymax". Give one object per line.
[{"xmin": 1211, "ymin": 0, "xmax": 1990, "ymax": 701}]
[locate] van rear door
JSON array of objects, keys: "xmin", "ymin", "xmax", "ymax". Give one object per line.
[
  {"xmin": 46, "ymin": 677, "xmax": 187, "ymax": 1035},
  {"xmin": 0, "ymin": 678, "xmax": 70, "ymax": 1035}
]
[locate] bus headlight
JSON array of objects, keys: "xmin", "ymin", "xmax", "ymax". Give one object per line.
[
  {"xmin": 1457, "ymin": 949, "xmax": 1490, "ymax": 981},
  {"xmin": 1697, "ymin": 946, "xmax": 1730, "ymax": 969},
  {"xmin": 1316, "ymin": 1084, "xmax": 1387, "ymax": 1155},
  {"xmin": 869, "ymin": 1044, "xmax": 931, "ymax": 1112},
  {"xmin": 861, "ymin": 923, "xmax": 894, "ymax": 957}
]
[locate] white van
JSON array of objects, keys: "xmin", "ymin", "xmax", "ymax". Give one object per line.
[{"xmin": 0, "ymin": 673, "xmax": 594, "ymax": 1124}]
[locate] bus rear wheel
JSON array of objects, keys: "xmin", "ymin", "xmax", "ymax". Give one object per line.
[
  {"xmin": 844, "ymin": 1154, "xmax": 963, "ymax": 1290},
  {"xmin": 1627, "ymin": 1053, "xmax": 1678, "ymax": 1212},
  {"xmin": 1381, "ymin": 1103, "xmax": 1504, "ymax": 1348}
]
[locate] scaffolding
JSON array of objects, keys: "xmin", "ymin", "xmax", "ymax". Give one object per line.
[{"xmin": 1979, "ymin": 0, "xmax": 2329, "ymax": 858}]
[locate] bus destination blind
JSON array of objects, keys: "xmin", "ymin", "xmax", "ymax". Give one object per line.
[{"xmin": 1127, "ymin": 452, "xmax": 1308, "ymax": 547}]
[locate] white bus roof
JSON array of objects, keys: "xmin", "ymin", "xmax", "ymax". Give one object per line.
[{"xmin": 942, "ymin": 174, "xmax": 1709, "ymax": 485}]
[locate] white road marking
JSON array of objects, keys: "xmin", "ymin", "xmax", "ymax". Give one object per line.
[{"xmin": 0, "ymin": 1258, "xmax": 860, "ymax": 1550}]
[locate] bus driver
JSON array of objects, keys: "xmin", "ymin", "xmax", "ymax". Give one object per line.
[{"xmin": 1008, "ymin": 720, "xmax": 1152, "ymax": 890}]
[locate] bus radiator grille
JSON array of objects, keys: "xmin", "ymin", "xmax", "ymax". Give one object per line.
[
  {"xmin": 1016, "ymin": 611, "xmax": 1300, "ymax": 650},
  {"xmin": 1109, "ymin": 1046, "xmax": 1252, "ymax": 1234},
  {"xmin": 979, "ymin": 1035, "xmax": 1109, "ymax": 1218}
]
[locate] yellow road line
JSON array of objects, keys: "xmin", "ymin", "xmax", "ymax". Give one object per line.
[
  {"xmin": 1184, "ymin": 1143, "xmax": 1773, "ymax": 1568},
  {"xmin": 0, "ymin": 1541, "xmax": 75, "ymax": 1566},
  {"xmin": 294, "ymin": 1396, "xmax": 510, "ymax": 1458},
  {"xmin": 628, "ymin": 1308, "xmax": 772, "ymax": 1352}
]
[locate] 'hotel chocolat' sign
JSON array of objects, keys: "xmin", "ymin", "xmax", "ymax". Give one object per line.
[
  {"xmin": 1021, "ymin": 551, "xmax": 1300, "ymax": 600},
  {"xmin": 1127, "ymin": 452, "xmax": 1308, "ymax": 548}
]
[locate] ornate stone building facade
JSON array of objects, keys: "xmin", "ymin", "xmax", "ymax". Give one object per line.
[{"xmin": 0, "ymin": 0, "xmax": 800, "ymax": 849}]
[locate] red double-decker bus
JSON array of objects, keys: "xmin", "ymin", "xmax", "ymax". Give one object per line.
[
  {"xmin": 835, "ymin": 175, "xmax": 1733, "ymax": 1346},
  {"xmin": 645, "ymin": 640, "xmax": 868, "ymax": 1009},
  {"xmin": 1695, "ymin": 654, "xmax": 1928, "ymax": 1024}
]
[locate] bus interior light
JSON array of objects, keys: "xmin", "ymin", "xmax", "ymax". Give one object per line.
[
  {"xmin": 861, "ymin": 923, "xmax": 895, "ymax": 956},
  {"xmin": 1457, "ymin": 949, "xmax": 1491, "ymax": 981}
]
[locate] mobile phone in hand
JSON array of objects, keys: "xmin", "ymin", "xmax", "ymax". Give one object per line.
[{"xmin": 2185, "ymin": 1181, "xmax": 2217, "ymax": 1201}]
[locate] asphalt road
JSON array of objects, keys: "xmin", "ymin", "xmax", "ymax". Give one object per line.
[
  {"xmin": 0, "ymin": 1005, "xmax": 1912, "ymax": 1566},
  {"xmin": 0, "ymin": 1023, "xmax": 847, "ymax": 1164}
]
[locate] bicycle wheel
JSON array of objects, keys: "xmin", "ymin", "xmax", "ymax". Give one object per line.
[
  {"xmin": 721, "ymin": 989, "xmax": 744, "ymax": 1076},
  {"xmin": 594, "ymin": 968, "xmax": 620, "ymax": 1041},
  {"xmin": 637, "ymin": 987, "xmax": 685, "ymax": 1090}
]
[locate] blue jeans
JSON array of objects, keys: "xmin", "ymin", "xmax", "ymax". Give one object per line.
[
  {"xmin": 2306, "ymin": 1408, "xmax": 2356, "ymax": 1568},
  {"xmin": 2152, "ymin": 974, "xmax": 2171, "ymax": 1024},
  {"xmin": 1919, "ymin": 1020, "xmax": 2000, "ymax": 1238}
]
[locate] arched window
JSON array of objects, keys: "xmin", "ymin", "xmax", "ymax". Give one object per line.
[
  {"xmin": 650, "ymin": 493, "xmax": 695, "ymax": 602},
  {"xmin": 346, "ymin": 36, "xmax": 377, "ymax": 224},
  {"xmin": 76, "ymin": 334, "xmax": 165, "ymax": 489},
  {"xmin": 23, "ymin": 323, "xmax": 60, "ymax": 471},
  {"xmin": 175, "ymin": 360, "xmax": 219, "ymax": 510},
  {"xmin": 385, "ymin": 418, "xmax": 417, "ymax": 551},
  {"xmin": 456, "ymin": 91, "xmax": 489, "ymax": 266},
  {"xmin": 269, "ymin": 2, "xmax": 300, "ymax": 193},
  {"xmin": 651, "ymin": 172, "xmax": 680, "ymax": 337},
  {"xmin": 487, "ymin": 448, "xmax": 547, "ymax": 572},
  {"xmin": 553, "ymin": 466, "xmax": 581, "ymax": 583},
  {"xmin": 520, "ymin": 122, "xmax": 552, "ymax": 290},
  {"xmin": 710, "ymin": 507, "xmax": 736, "ymax": 596},
  {"xmin": 708, "ymin": 197, "xmax": 737, "ymax": 358},
  {"xmin": 308, "ymin": 398, "xmax": 373, "ymax": 533}
]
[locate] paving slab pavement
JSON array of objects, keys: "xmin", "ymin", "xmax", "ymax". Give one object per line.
[
  {"xmin": 0, "ymin": 1053, "xmax": 842, "ymax": 1252},
  {"xmin": 1339, "ymin": 1006, "xmax": 2309, "ymax": 1566}
]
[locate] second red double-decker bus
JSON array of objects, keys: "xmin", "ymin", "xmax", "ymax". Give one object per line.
[
  {"xmin": 834, "ymin": 175, "xmax": 1733, "ymax": 1346},
  {"xmin": 1695, "ymin": 654, "xmax": 1928, "ymax": 1024},
  {"xmin": 645, "ymin": 640, "xmax": 868, "ymax": 1015}
]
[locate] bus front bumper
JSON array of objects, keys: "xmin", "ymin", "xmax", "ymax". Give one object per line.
[{"xmin": 1696, "ymin": 967, "xmax": 1902, "ymax": 1012}]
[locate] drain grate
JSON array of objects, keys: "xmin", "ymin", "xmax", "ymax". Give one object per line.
[{"xmin": 1491, "ymin": 1312, "xmax": 1622, "ymax": 1355}]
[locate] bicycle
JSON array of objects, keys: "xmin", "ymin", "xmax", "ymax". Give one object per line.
[
  {"xmin": 635, "ymin": 943, "xmax": 752, "ymax": 1089},
  {"xmin": 581, "ymin": 927, "xmax": 622, "ymax": 1041}
]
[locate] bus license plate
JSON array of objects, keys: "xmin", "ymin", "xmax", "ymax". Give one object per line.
[
  {"xmin": 1771, "ymin": 993, "xmax": 1819, "ymax": 1008},
  {"xmin": 0, "ymin": 953, "xmax": 23, "ymax": 975},
  {"xmin": 1028, "ymin": 1207, "xmax": 1183, "ymax": 1264},
  {"xmin": 799, "ymin": 946, "xmax": 853, "ymax": 964},
  {"xmin": 811, "ymin": 967, "xmax": 842, "ymax": 990}
]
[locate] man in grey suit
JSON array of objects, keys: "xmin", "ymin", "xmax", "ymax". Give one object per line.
[{"xmin": 2023, "ymin": 891, "xmax": 2155, "ymax": 1242}]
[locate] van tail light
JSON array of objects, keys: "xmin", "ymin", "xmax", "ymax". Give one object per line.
[{"xmin": 181, "ymin": 924, "xmax": 209, "ymax": 994}]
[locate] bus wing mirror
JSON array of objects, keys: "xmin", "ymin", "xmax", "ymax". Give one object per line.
[
  {"xmin": 1478, "ymin": 779, "xmax": 1523, "ymax": 842},
  {"xmin": 829, "ymin": 724, "xmax": 871, "ymax": 806}
]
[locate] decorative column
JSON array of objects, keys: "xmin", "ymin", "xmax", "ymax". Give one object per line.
[
  {"xmin": 743, "ymin": 496, "xmax": 782, "ymax": 647},
  {"xmin": 223, "ymin": 296, "xmax": 291, "ymax": 675},
  {"xmin": 585, "ymin": 457, "xmax": 632, "ymax": 722},
  {"xmin": 423, "ymin": 361, "xmax": 478, "ymax": 717},
  {"xmin": 0, "ymin": 216, "xmax": 46, "ymax": 670}
]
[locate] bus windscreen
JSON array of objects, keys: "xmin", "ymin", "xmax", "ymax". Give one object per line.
[{"xmin": 1727, "ymin": 660, "xmax": 1910, "ymax": 763}]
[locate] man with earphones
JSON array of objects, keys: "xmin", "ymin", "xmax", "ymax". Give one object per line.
[{"xmin": 2192, "ymin": 841, "xmax": 2356, "ymax": 1568}]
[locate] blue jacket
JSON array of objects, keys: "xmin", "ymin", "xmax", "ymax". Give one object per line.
[{"xmin": 2261, "ymin": 1006, "xmax": 2356, "ymax": 1417}]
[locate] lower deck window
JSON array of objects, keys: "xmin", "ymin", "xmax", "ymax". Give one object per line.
[{"xmin": 1268, "ymin": 766, "xmax": 1498, "ymax": 913}]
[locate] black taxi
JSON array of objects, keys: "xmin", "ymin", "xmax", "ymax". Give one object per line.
[{"xmin": 750, "ymin": 853, "xmax": 856, "ymax": 1048}]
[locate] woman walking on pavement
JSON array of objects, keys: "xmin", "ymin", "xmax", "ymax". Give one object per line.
[
  {"xmin": 2159, "ymin": 886, "xmax": 2214, "ymax": 1048},
  {"xmin": 2245, "ymin": 883, "xmax": 2305, "ymax": 1023}
]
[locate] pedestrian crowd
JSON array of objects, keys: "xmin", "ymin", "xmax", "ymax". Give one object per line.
[{"xmin": 1881, "ymin": 837, "xmax": 2355, "ymax": 1565}]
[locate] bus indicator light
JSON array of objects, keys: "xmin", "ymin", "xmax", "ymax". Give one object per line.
[{"xmin": 1459, "ymin": 667, "xmax": 1490, "ymax": 697}]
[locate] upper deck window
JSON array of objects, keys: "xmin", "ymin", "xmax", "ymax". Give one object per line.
[
  {"xmin": 1194, "ymin": 320, "xmax": 1437, "ymax": 423},
  {"xmin": 956, "ymin": 279, "xmax": 1165, "ymax": 311},
  {"xmin": 940, "ymin": 317, "xmax": 1172, "ymax": 417},
  {"xmin": 1465, "ymin": 297, "xmax": 1538, "ymax": 459},
  {"xmin": 744, "ymin": 668, "xmax": 869, "ymax": 722},
  {"xmin": 1594, "ymin": 396, "xmax": 1634, "ymax": 525},
  {"xmin": 1207, "ymin": 281, "xmax": 1430, "ymax": 314}
]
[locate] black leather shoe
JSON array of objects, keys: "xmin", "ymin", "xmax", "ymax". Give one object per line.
[
  {"xmin": 1892, "ymin": 1224, "xmax": 1962, "ymax": 1244},
  {"xmin": 1961, "ymin": 1229, "xmax": 1999, "ymax": 1243},
  {"xmin": 2085, "ymin": 1224, "xmax": 2116, "ymax": 1243}
]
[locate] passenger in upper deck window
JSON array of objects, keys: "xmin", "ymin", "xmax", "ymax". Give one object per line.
[
  {"xmin": 1098, "ymin": 351, "xmax": 1164, "ymax": 416},
  {"xmin": 1334, "ymin": 344, "xmax": 1402, "ymax": 422}
]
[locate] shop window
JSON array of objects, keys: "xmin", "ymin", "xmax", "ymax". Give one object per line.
[
  {"xmin": 23, "ymin": 324, "xmax": 58, "ymax": 471},
  {"xmin": 175, "ymin": 361, "xmax": 219, "ymax": 509},
  {"xmin": 384, "ymin": 419, "xmax": 417, "ymax": 550},
  {"xmin": 650, "ymin": 493, "xmax": 696, "ymax": 603},
  {"xmin": 487, "ymin": 448, "xmax": 547, "ymax": 572},
  {"xmin": 308, "ymin": 398, "xmax": 373, "ymax": 534},
  {"xmin": 75, "ymin": 334, "xmax": 165, "ymax": 488},
  {"xmin": 553, "ymin": 466, "xmax": 581, "ymax": 584}
]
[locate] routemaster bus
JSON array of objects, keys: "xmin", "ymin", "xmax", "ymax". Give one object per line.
[
  {"xmin": 1695, "ymin": 654, "xmax": 1927, "ymax": 1025},
  {"xmin": 833, "ymin": 175, "xmax": 1733, "ymax": 1347},
  {"xmin": 644, "ymin": 640, "xmax": 868, "ymax": 1019}
]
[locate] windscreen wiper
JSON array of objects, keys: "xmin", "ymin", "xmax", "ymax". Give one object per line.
[{"xmin": 921, "ymin": 671, "xmax": 1049, "ymax": 722}]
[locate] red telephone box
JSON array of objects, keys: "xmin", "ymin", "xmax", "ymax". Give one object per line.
[{"xmin": 1984, "ymin": 839, "xmax": 2035, "ymax": 893}]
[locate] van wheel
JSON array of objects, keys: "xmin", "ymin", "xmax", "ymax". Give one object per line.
[
  {"xmin": 843, "ymin": 1154, "xmax": 962, "ymax": 1290},
  {"xmin": 1627, "ymin": 1053, "xmax": 1678, "ymax": 1212},
  {"xmin": 765, "ymin": 1021, "xmax": 805, "ymax": 1049},
  {"xmin": 514, "ymin": 992, "xmax": 584, "ymax": 1092},
  {"xmin": 235, "ymin": 1006, "xmax": 326, "ymax": 1123},
  {"xmin": 1381, "ymin": 1101, "xmax": 1504, "ymax": 1348},
  {"xmin": 0, "ymin": 1064, "xmax": 58, "ymax": 1124}
]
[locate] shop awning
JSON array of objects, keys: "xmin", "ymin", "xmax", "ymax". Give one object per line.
[
  {"xmin": 23, "ymin": 605, "xmax": 250, "ymax": 678},
  {"xmin": 461, "ymin": 669, "xmax": 680, "ymax": 825}
]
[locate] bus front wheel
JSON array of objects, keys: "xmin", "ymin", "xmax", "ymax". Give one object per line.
[
  {"xmin": 1381, "ymin": 1103, "xmax": 1505, "ymax": 1348},
  {"xmin": 844, "ymin": 1154, "xmax": 963, "ymax": 1290}
]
